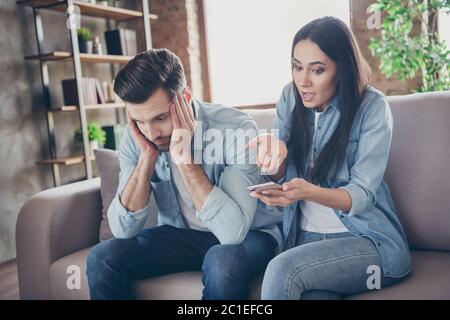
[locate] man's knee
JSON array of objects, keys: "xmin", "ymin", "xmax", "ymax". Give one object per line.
[
  {"xmin": 201, "ymin": 244, "xmax": 250, "ymax": 299},
  {"xmin": 86, "ymin": 239, "xmax": 123, "ymax": 278},
  {"xmin": 202, "ymin": 244, "xmax": 247, "ymax": 276}
]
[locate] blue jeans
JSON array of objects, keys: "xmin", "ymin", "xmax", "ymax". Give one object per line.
[
  {"xmin": 86, "ymin": 225, "xmax": 277, "ymax": 300},
  {"xmin": 261, "ymin": 229, "xmax": 405, "ymax": 300}
]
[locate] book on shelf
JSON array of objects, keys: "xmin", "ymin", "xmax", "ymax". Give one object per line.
[
  {"xmin": 62, "ymin": 77, "xmax": 107, "ymax": 106},
  {"xmin": 104, "ymin": 29, "xmax": 137, "ymax": 56},
  {"xmin": 124, "ymin": 29, "xmax": 137, "ymax": 57},
  {"xmin": 95, "ymin": 79, "xmax": 106, "ymax": 104},
  {"xmin": 102, "ymin": 124, "xmax": 125, "ymax": 150}
]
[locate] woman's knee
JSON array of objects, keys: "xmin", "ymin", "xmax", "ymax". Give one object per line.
[
  {"xmin": 264, "ymin": 252, "xmax": 295, "ymax": 281},
  {"xmin": 261, "ymin": 251, "xmax": 307, "ymax": 299}
]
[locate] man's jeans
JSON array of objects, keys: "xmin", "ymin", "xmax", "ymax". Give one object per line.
[
  {"xmin": 261, "ymin": 230, "xmax": 405, "ymax": 300},
  {"xmin": 87, "ymin": 225, "xmax": 277, "ymax": 299}
]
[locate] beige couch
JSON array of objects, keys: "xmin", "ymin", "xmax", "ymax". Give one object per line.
[{"xmin": 16, "ymin": 90, "xmax": 450, "ymax": 299}]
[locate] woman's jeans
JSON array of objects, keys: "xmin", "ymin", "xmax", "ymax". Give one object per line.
[
  {"xmin": 261, "ymin": 229, "xmax": 405, "ymax": 300},
  {"xmin": 86, "ymin": 225, "xmax": 277, "ymax": 300}
]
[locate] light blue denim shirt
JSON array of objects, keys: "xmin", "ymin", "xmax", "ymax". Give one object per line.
[
  {"xmin": 266, "ymin": 82, "xmax": 411, "ymax": 278},
  {"xmin": 107, "ymin": 99, "xmax": 283, "ymax": 248}
]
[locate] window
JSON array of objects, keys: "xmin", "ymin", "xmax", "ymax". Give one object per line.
[
  {"xmin": 439, "ymin": 10, "xmax": 450, "ymax": 49},
  {"xmin": 204, "ymin": 0, "xmax": 350, "ymax": 106}
]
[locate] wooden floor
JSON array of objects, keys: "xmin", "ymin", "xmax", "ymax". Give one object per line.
[{"xmin": 0, "ymin": 260, "xmax": 19, "ymax": 300}]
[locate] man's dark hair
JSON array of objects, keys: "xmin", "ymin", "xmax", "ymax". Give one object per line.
[{"xmin": 114, "ymin": 48, "xmax": 186, "ymax": 104}]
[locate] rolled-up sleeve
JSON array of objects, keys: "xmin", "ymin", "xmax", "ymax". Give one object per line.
[
  {"xmin": 197, "ymin": 120, "xmax": 259, "ymax": 245},
  {"xmin": 339, "ymin": 96, "xmax": 393, "ymax": 217},
  {"xmin": 107, "ymin": 126, "xmax": 150, "ymax": 238}
]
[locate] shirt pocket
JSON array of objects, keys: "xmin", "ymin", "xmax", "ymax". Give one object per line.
[{"xmin": 151, "ymin": 180, "xmax": 179, "ymax": 213}]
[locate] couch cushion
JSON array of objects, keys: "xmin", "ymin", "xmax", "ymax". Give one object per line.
[
  {"xmin": 385, "ymin": 91, "xmax": 450, "ymax": 251},
  {"xmin": 93, "ymin": 149, "xmax": 120, "ymax": 242},
  {"xmin": 94, "ymin": 149, "xmax": 158, "ymax": 241},
  {"xmin": 49, "ymin": 248, "xmax": 91, "ymax": 300},
  {"xmin": 346, "ymin": 250, "xmax": 450, "ymax": 300},
  {"xmin": 49, "ymin": 247, "xmax": 262, "ymax": 300},
  {"xmin": 242, "ymin": 108, "xmax": 276, "ymax": 131},
  {"xmin": 135, "ymin": 272, "xmax": 263, "ymax": 300},
  {"xmin": 49, "ymin": 248, "xmax": 450, "ymax": 300}
]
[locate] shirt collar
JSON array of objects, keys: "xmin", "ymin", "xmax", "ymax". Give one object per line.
[{"xmin": 308, "ymin": 93, "xmax": 341, "ymax": 115}]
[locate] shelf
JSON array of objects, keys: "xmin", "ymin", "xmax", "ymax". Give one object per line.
[
  {"xmin": 235, "ymin": 103, "xmax": 276, "ymax": 110},
  {"xmin": 85, "ymin": 102, "xmax": 125, "ymax": 110},
  {"xmin": 25, "ymin": 51, "xmax": 71, "ymax": 61},
  {"xmin": 79, "ymin": 53, "xmax": 133, "ymax": 64},
  {"xmin": 47, "ymin": 105, "xmax": 78, "ymax": 112},
  {"xmin": 16, "ymin": 0, "xmax": 158, "ymax": 22},
  {"xmin": 36, "ymin": 154, "xmax": 95, "ymax": 166},
  {"xmin": 43, "ymin": 102, "xmax": 125, "ymax": 112},
  {"xmin": 25, "ymin": 51, "xmax": 133, "ymax": 64}
]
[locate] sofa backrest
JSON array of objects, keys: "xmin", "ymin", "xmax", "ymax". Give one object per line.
[
  {"xmin": 244, "ymin": 90, "xmax": 450, "ymax": 252},
  {"xmin": 385, "ymin": 91, "xmax": 450, "ymax": 251}
]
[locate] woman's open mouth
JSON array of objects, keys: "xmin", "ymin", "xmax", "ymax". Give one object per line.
[{"xmin": 300, "ymin": 91, "xmax": 315, "ymax": 102}]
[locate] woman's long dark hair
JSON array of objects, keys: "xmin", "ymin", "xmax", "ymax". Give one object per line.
[{"xmin": 288, "ymin": 16, "xmax": 372, "ymax": 185}]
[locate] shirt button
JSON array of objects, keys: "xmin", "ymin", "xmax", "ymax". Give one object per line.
[
  {"xmin": 318, "ymin": 126, "xmax": 322, "ymax": 130},
  {"xmin": 314, "ymin": 148, "xmax": 317, "ymax": 152},
  {"xmin": 340, "ymin": 214, "xmax": 345, "ymax": 219},
  {"xmin": 165, "ymin": 163, "xmax": 169, "ymax": 168}
]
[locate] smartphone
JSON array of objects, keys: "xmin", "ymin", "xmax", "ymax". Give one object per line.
[{"xmin": 246, "ymin": 181, "xmax": 282, "ymax": 192}]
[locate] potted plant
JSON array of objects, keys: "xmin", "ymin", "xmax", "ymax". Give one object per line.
[
  {"xmin": 74, "ymin": 122, "xmax": 107, "ymax": 156},
  {"xmin": 369, "ymin": 0, "xmax": 450, "ymax": 92},
  {"xmin": 77, "ymin": 27, "xmax": 93, "ymax": 54}
]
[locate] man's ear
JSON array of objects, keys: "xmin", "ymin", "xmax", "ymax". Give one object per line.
[{"xmin": 183, "ymin": 87, "xmax": 193, "ymax": 104}]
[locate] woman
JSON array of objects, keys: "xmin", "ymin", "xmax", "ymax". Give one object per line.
[{"xmin": 248, "ymin": 16, "xmax": 411, "ymax": 300}]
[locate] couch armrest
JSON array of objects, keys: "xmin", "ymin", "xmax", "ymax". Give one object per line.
[{"xmin": 16, "ymin": 178, "xmax": 102, "ymax": 299}]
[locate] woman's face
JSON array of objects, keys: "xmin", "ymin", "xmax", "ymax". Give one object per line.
[{"xmin": 292, "ymin": 39, "xmax": 338, "ymax": 111}]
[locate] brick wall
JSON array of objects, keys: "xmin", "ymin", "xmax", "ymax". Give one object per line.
[
  {"xmin": 149, "ymin": 0, "xmax": 422, "ymax": 98},
  {"xmin": 349, "ymin": 0, "xmax": 422, "ymax": 95},
  {"xmin": 149, "ymin": 0, "xmax": 205, "ymax": 100}
]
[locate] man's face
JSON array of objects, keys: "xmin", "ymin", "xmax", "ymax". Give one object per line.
[{"xmin": 126, "ymin": 88, "xmax": 174, "ymax": 152}]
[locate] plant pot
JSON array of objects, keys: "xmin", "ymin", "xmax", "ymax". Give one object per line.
[
  {"xmin": 79, "ymin": 40, "xmax": 93, "ymax": 54},
  {"xmin": 89, "ymin": 140, "xmax": 99, "ymax": 157}
]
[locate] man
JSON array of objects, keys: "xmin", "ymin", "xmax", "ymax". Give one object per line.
[{"xmin": 86, "ymin": 49, "xmax": 282, "ymax": 299}]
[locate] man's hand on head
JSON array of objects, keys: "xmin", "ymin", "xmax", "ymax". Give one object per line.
[
  {"xmin": 169, "ymin": 92, "xmax": 196, "ymax": 165},
  {"xmin": 127, "ymin": 110, "xmax": 159, "ymax": 164}
]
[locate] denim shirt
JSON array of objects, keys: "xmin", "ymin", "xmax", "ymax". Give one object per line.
[
  {"xmin": 107, "ymin": 99, "xmax": 283, "ymax": 248},
  {"xmin": 271, "ymin": 82, "xmax": 411, "ymax": 278}
]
